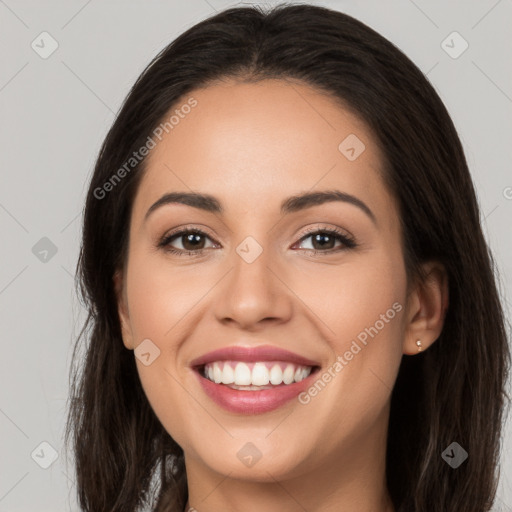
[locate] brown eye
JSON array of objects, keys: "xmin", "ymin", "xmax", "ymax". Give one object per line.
[
  {"xmin": 296, "ymin": 228, "xmax": 357, "ymax": 253},
  {"xmin": 176, "ymin": 232, "xmax": 207, "ymax": 251},
  {"xmin": 304, "ymin": 232, "xmax": 337, "ymax": 250},
  {"xmin": 158, "ymin": 229, "xmax": 216, "ymax": 255}
]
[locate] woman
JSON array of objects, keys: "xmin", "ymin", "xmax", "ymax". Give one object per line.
[{"xmin": 65, "ymin": 4, "xmax": 510, "ymax": 511}]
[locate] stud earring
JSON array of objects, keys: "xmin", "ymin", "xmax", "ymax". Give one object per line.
[{"xmin": 416, "ymin": 339, "xmax": 422, "ymax": 352}]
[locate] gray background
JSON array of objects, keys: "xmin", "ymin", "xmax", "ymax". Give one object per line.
[{"xmin": 1, "ymin": 0, "xmax": 511, "ymax": 510}]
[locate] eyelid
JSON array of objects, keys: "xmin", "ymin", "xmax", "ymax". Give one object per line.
[
  {"xmin": 159, "ymin": 223, "xmax": 354, "ymax": 246},
  {"xmin": 295, "ymin": 224, "xmax": 355, "ymax": 244},
  {"xmin": 160, "ymin": 224, "xmax": 219, "ymax": 244},
  {"xmin": 157, "ymin": 224, "xmax": 359, "ymax": 257}
]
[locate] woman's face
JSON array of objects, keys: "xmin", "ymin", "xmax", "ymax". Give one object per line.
[{"xmin": 116, "ymin": 78, "xmax": 412, "ymax": 486}]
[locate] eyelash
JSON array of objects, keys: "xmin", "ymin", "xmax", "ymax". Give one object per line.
[{"xmin": 157, "ymin": 225, "xmax": 357, "ymax": 257}]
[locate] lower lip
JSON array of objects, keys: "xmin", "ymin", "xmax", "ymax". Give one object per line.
[{"xmin": 193, "ymin": 368, "xmax": 318, "ymax": 414}]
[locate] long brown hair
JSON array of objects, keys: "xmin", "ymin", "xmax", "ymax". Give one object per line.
[{"xmin": 65, "ymin": 4, "xmax": 511, "ymax": 511}]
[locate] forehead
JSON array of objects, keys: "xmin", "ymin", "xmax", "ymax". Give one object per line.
[{"xmin": 132, "ymin": 78, "xmax": 392, "ymax": 222}]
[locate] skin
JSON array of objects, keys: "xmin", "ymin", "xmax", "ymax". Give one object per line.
[{"xmin": 114, "ymin": 78, "xmax": 448, "ymax": 512}]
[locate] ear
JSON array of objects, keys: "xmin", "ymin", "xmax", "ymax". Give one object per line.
[
  {"xmin": 113, "ymin": 268, "xmax": 135, "ymax": 350},
  {"xmin": 403, "ymin": 261, "xmax": 449, "ymax": 355}
]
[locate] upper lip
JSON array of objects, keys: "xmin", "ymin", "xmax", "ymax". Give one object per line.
[{"xmin": 189, "ymin": 345, "xmax": 320, "ymax": 368}]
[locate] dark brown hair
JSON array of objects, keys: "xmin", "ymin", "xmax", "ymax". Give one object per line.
[{"xmin": 65, "ymin": 3, "xmax": 511, "ymax": 511}]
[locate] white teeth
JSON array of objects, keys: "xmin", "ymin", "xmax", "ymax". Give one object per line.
[
  {"xmin": 269, "ymin": 364, "xmax": 283, "ymax": 385},
  {"xmin": 252, "ymin": 362, "xmax": 270, "ymax": 386},
  {"xmin": 234, "ymin": 362, "xmax": 252, "ymax": 385},
  {"xmin": 300, "ymin": 367, "xmax": 312, "ymax": 382},
  {"xmin": 221, "ymin": 363, "xmax": 235, "ymax": 384},
  {"xmin": 283, "ymin": 364, "xmax": 295, "ymax": 385},
  {"xmin": 203, "ymin": 361, "xmax": 314, "ymax": 387},
  {"xmin": 213, "ymin": 364, "xmax": 222, "ymax": 384}
]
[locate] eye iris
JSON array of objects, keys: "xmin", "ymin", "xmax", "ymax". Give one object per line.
[
  {"xmin": 182, "ymin": 232, "xmax": 204, "ymax": 251},
  {"xmin": 167, "ymin": 229, "xmax": 346, "ymax": 253},
  {"xmin": 312, "ymin": 233, "xmax": 335, "ymax": 250}
]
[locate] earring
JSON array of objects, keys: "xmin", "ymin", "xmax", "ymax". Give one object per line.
[{"xmin": 416, "ymin": 339, "xmax": 422, "ymax": 352}]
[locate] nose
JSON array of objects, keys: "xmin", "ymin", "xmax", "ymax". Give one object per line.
[{"xmin": 212, "ymin": 242, "xmax": 293, "ymax": 331}]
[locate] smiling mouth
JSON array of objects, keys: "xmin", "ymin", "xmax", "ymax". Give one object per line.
[{"xmin": 195, "ymin": 360, "xmax": 321, "ymax": 390}]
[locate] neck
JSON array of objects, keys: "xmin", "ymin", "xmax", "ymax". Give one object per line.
[{"xmin": 184, "ymin": 486, "xmax": 395, "ymax": 512}]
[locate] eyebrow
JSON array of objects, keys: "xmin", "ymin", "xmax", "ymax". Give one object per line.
[{"xmin": 144, "ymin": 190, "xmax": 376, "ymax": 225}]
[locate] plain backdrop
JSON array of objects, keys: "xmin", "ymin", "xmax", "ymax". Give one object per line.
[{"xmin": 0, "ymin": 1, "xmax": 511, "ymax": 510}]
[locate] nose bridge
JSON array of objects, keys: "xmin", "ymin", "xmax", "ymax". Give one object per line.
[
  {"xmin": 231, "ymin": 232, "xmax": 276, "ymax": 300},
  {"xmin": 213, "ymin": 230, "xmax": 292, "ymax": 327}
]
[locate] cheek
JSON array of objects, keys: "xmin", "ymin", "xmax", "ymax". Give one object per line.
[
  {"xmin": 296, "ymin": 249, "xmax": 407, "ymax": 415},
  {"xmin": 125, "ymin": 250, "xmax": 202, "ymax": 342},
  {"xmin": 123, "ymin": 252, "xmax": 199, "ymax": 445},
  {"xmin": 291, "ymin": 255, "xmax": 406, "ymax": 441},
  {"xmin": 296, "ymin": 253, "xmax": 405, "ymax": 347}
]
